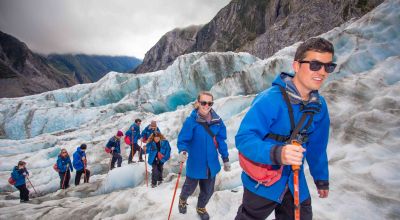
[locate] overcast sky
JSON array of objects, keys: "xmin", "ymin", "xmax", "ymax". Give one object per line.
[{"xmin": 0, "ymin": 0, "xmax": 230, "ymax": 59}]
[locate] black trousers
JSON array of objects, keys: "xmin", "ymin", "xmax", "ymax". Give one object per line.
[
  {"xmin": 75, "ymin": 169, "xmax": 90, "ymax": 185},
  {"xmin": 128, "ymin": 143, "xmax": 143, "ymax": 162},
  {"xmin": 16, "ymin": 184, "xmax": 29, "ymax": 201},
  {"xmin": 111, "ymin": 152, "xmax": 122, "ymax": 169},
  {"xmin": 179, "ymin": 176, "xmax": 216, "ymax": 208},
  {"xmin": 151, "ymin": 159, "xmax": 163, "ymax": 185},
  {"xmin": 59, "ymin": 170, "xmax": 71, "ymax": 189},
  {"xmin": 235, "ymin": 187, "xmax": 312, "ymax": 220}
]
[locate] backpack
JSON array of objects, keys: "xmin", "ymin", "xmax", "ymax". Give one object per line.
[
  {"xmin": 105, "ymin": 147, "xmax": 112, "ymax": 154},
  {"xmin": 53, "ymin": 163, "xmax": 60, "ymax": 172},
  {"xmin": 8, "ymin": 177, "xmax": 16, "ymax": 185},
  {"xmin": 238, "ymin": 86, "xmax": 318, "ymax": 187},
  {"xmin": 124, "ymin": 136, "xmax": 131, "ymax": 145}
]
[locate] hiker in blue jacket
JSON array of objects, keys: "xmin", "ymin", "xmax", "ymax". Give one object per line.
[
  {"xmin": 145, "ymin": 132, "xmax": 171, "ymax": 188},
  {"xmin": 125, "ymin": 118, "xmax": 142, "ymax": 163},
  {"xmin": 106, "ymin": 130, "xmax": 124, "ymax": 169},
  {"xmin": 11, "ymin": 161, "xmax": 30, "ymax": 202},
  {"xmin": 235, "ymin": 37, "xmax": 336, "ymax": 220},
  {"xmin": 73, "ymin": 144, "xmax": 90, "ymax": 185},
  {"xmin": 177, "ymin": 91, "xmax": 231, "ymax": 220},
  {"xmin": 57, "ymin": 148, "xmax": 73, "ymax": 189},
  {"xmin": 140, "ymin": 120, "xmax": 161, "ymax": 162}
]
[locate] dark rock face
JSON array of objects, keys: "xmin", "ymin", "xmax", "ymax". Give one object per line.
[
  {"xmin": 135, "ymin": 0, "xmax": 383, "ymax": 73},
  {"xmin": 0, "ymin": 31, "xmax": 77, "ymax": 98},
  {"xmin": 133, "ymin": 25, "xmax": 201, "ymax": 74}
]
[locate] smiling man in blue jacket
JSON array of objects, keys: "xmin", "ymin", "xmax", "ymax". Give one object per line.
[
  {"xmin": 177, "ymin": 91, "xmax": 231, "ymax": 220},
  {"xmin": 235, "ymin": 38, "xmax": 335, "ymax": 220}
]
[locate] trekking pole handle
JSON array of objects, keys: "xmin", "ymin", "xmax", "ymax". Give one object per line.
[{"xmin": 291, "ymin": 140, "xmax": 302, "ymax": 171}]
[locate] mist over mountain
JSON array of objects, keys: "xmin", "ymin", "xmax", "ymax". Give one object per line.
[{"xmin": 48, "ymin": 54, "xmax": 141, "ymax": 83}]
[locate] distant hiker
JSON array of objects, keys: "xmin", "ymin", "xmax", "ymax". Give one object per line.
[
  {"xmin": 57, "ymin": 148, "xmax": 73, "ymax": 189},
  {"xmin": 234, "ymin": 37, "xmax": 335, "ymax": 220},
  {"xmin": 125, "ymin": 118, "xmax": 142, "ymax": 163},
  {"xmin": 145, "ymin": 132, "xmax": 171, "ymax": 188},
  {"xmin": 140, "ymin": 120, "xmax": 161, "ymax": 162},
  {"xmin": 177, "ymin": 91, "xmax": 230, "ymax": 220},
  {"xmin": 106, "ymin": 130, "xmax": 124, "ymax": 170},
  {"xmin": 73, "ymin": 144, "xmax": 90, "ymax": 185},
  {"xmin": 11, "ymin": 161, "xmax": 30, "ymax": 203}
]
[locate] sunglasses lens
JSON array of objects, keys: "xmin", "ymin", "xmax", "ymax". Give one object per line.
[
  {"xmin": 309, "ymin": 61, "xmax": 322, "ymax": 71},
  {"xmin": 325, "ymin": 63, "xmax": 337, "ymax": 73},
  {"xmin": 208, "ymin": 102, "xmax": 213, "ymax": 106}
]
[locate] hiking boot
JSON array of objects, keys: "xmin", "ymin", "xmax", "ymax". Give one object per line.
[
  {"xmin": 151, "ymin": 184, "xmax": 157, "ymax": 188},
  {"xmin": 196, "ymin": 207, "xmax": 210, "ymax": 220},
  {"xmin": 128, "ymin": 161, "xmax": 132, "ymax": 164},
  {"xmin": 139, "ymin": 159, "xmax": 145, "ymax": 162},
  {"xmin": 157, "ymin": 180, "xmax": 163, "ymax": 185},
  {"xmin": 178, "ymin": 198, "xmax": 187, "ymax": 214}
]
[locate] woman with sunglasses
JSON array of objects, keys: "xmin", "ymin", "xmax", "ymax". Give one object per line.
[
  {"xmin": 177, "ymin": 91, "xmax": 230, "ymax": 220},
  {"xmin": 56, "ymin": 148, "xmax": 73, "ymax": 189},
  {"xmin": 235, "ymin": 37, "xmax": 335, "ymax": 220}
]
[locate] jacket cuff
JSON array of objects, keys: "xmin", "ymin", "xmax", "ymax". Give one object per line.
[
  {"xmin": 270, "ymin": 145, "xmax": 283, "ymax": 165},
  {"xmin": 222, "ymin": 157, "xmax": 229, "ymax": 163},
  {"xmin": 315, "ymin": 180, "xmax": 329, "ymax": 190}
]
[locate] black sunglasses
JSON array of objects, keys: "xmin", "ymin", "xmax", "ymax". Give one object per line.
[
  {"xmin": 298, "ymin": 60, "xmax": 337, "ymax": 73},
  {"xmin": 199, "ymin": 101, "xmax": 214, "ymax": 106}
]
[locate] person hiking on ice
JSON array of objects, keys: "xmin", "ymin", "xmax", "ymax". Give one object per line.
[
  {"xmin": 125, "ymin": 118, "xmax": 142, "ymax": 163},
  {"xmin": 56, "ymin": 148, "xmax": 73, "ymax": 189},
  {"xmin": 177, "ymin": 91, "xmax": 231, "ymax": 220},
  {"xmin": 145, "ymin": 132, "xmax": 171, "ymax": 188},
  {"xmin": 234, "ymin": 37, "xmax": 335, "ymax": 220},
  {"xmin": 140, "ymin": 120, "xmax": 161, "ymax": 162},
  {"xmin": 73, "ymin": 144, "xmax": 90, "ymax": 185},
  {"xmin": 106, "ymin": 130, "xmax": 124, "ymax": 169},
  {"xmin": 11, "ymin": 161, "xmax": 30, "ymax": 203}
]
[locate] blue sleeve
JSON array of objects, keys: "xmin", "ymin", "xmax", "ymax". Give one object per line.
[
  {"xmin": 235, "ymin": 94, "xmax": 280, "ymax": 164},
  {"xmin": 141, "ymin": 127, "xmax": 147, "ymax": 139},
  {"xmin": 162, "ymin": 141, "xmax": 171, "ymax": 163},
  {"xmin": 11, "ymin": 169, "xmax": 18, "ymax": 179},
  {"xmin": 125, "ymin": 129, "xmax": 132, "ymax": 138},
  {"xmin": 177, "ymin": 117, "xmax": 193, "ymax": 153},
  {"xmin": 68, "ymin": 157, "xmax": 73, "ymax": 172},
  {"xmin": 146, "ymin": 142, "xmax": 152, "ymax": 154},
  {"xmin": 57, "ymin": 158, "xmax": 63, "ymax": 172},
  {"xmin": 306, "ymin": 99, "xmax": 330, "ymax": 181},
  {"xmin": 216, "ymin": 121, "xmax": 229, "ymax": 160},
  {"xmin": 106, "ymin": 139, "xmax": 114, "ymax": 149}
]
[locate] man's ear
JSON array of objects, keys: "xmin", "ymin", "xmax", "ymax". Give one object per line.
[{"xmin": 293, "ymin": 61, "xmax": 300, "ymax": 73}]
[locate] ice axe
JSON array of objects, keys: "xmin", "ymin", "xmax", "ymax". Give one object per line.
[
  {"xmin": 26, "ymin": 176, "xmax": 38, "ymax": 195},
  {"xmin": 61, "ymin": 164, "xmax": 69, "ymax": 189}
]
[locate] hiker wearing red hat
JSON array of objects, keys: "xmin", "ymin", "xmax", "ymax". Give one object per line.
[{"xmin": 106, "ymin": 130, "xmax": 124, "ymax": 169}]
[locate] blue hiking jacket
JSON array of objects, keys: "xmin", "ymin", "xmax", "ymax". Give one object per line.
[
  {"xmin": 125, "ymin": 123, "xmax": 141, "ymax": 144},
  {"xmin": 141, "ymin": 125, "xmax": 160, "ymax": 141},
  {"xmin": 236, "ymin": 72, "xmax": 330, "ymax": 203},
  {"xmin": 146, "ymin": 139, "xmax": 171, "ymax": 165},
  {"xmin": 11, "ymin": 166, "xmax": 29, "ymax": 186},
  {"xmin": 177, "ymin": 109, "xmax": 229, "ymax": 179},
  {"xmin": 106, "ymin": 136, "xmax": 122, "ymax": 154},
  {"xmin": 73, "ymin": 147, "xmax": 87, "ymax": 171},
  {"xmin": 57, "ymin": 155, "xmax": 73, "ymax": 173}
]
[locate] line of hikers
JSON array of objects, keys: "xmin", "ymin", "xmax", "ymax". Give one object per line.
[{"xmin": 9, "ymin": 37, "xmax": 334, "ymax": 220}]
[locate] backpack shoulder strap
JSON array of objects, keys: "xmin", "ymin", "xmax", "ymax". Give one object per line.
[
  {"xmin": 278, "ymin": 86, "xmax": 295, "ymax": 132},
  {"xmin": 198, "ymin": 122, "xmax": 219, "ymax": 149}
]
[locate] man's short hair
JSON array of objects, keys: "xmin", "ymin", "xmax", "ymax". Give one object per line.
[
  {"xmin": 294, "ymin": 37, "xmax": 334, "ymax": 61},
  {"xmin": 135, "ymin": 118, "xmax": 142, "ymax": 123}
]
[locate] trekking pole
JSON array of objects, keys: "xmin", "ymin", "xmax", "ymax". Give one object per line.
[
  {"xmin": 291, "ymin": 140, "xmax": 301, "ymax": 220},
  {"xmin": 109, "ymin": 150, "xmax": 114, "ymax": 171},
  {"xmin": 83, "ymin": 159, "xmax": 88, "ymax": 183},
  {"xmin": 26, "ymin": 176, "xmax": 38, "ymax": 195},
  {"xmin": 168, "ymin": 153, "xmax": 186, "ymax": 220},
  {"xmin": 61, "ymin": 164, "xmax": 69, "ymax": 189},
  {"xmin": 142, "ymin": 141, "xmax": 148, "ymax": 187},
  {"xmin": 131, "ymin": 132, "xmax": 135, "ymax": 162}
]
